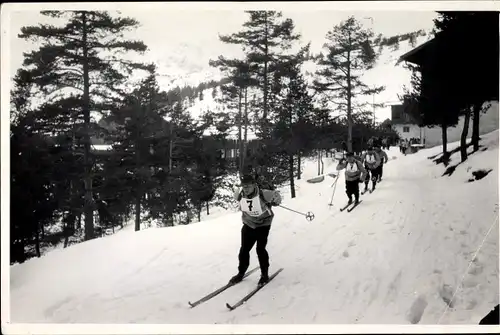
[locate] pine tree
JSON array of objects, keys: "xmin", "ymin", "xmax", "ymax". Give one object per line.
[
  {"xmin": 433, "ymin": 11, "xmax": 498, "ymax": 154},
  {"xmin": 209, "ymin": 56, "xmax": 257, "ymax": 173},
  {"xmin": 217, "ymin": 11, "xmax": 301, "ymax": 149},
  {"xmin": 18, "ymin": 10, "xmax": 150, "ymax": 240},
  {"xmin": 10, "ymin": 68, "xmax": 83, "ymax": 262},
  {"xmin": 272, "ymin": 53, "xmax": 315, "ymax": 196},
  {"xmin": 314, "ymin": 16, "xmax": 385, "ymax": 153},
  {"xmin": 101, "ymin": 70, "xmax": 169, "ymax": 231}
]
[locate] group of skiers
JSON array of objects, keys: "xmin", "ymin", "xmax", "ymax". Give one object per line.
[
  {"xmin": 336, "ymin": 139, "xmax": 389, "ymax": 205},
  {"xmin": 228, "ymin": 138, "xmax": 389, "ymax": 287},
  {"xmin": 227, "ymin": 142, "xmax": 499, "ymax": 325}
]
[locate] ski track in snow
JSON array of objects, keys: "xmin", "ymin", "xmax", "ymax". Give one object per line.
[{"xmin": 9, "ymin": 131, "xmax": 499, "ymax": 325}]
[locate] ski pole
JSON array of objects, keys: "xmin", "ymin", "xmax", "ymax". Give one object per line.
[
  {"xmin": 278, "ymin": 205, "xmax": 315, "ymax": 221},
  {"xmin": 329, "ymin": 173, "xmax": 340, "ymax": 206}
]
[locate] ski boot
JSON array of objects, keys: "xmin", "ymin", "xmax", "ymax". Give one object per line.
[
  {"xmin": 258, "ymin": 269, "xmax": 269, "ymax": 286},
  {"xmin": 229, "ymin": 272, "xmax": 244, "ymax": 285}
]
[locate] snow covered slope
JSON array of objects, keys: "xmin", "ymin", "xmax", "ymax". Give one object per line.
[{"xmin": 9, "ymin": 131, "xmax": 498, "ymax": 327}]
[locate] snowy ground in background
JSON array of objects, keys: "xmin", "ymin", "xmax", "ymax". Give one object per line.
[{"xmin": 9, "ymin": 131, "xmax": 499, "ymax": 325}]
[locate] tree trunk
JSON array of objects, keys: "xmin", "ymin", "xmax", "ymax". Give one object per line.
[
  {"xmin": 197, "ymin": 204, "xmax": 202, "ymax": 222},
  {"xmin": 460, "ymin": 107, "xmax": 471, "ymax": 162},
  {"xmin": 63, "ymin": 218, "xmax": 70, "ymax": 248},
  {"xmin": 68, "ymin": 181, "xmax": 76, "ymax": 234},
  {"xmin": 135, "ymin": 99, "xmax": 142, "ymax": 232},
  {"xmin": 320, "ymin": 151, "xmax": 324, "ymax": 175},
  {"xmin": 317, "ymin": 150, "xmax": 321, "ymax": 175},
  {"xmin": 441, "ymin": 122, "xmax": 448, "ymax": 163},
  {"xmin": 63, "ymin": 211, "xmax": 76, "ymax": 248},
  {"xmin": 346, "ymin": 32, "xmax": 353, "ymax": 152},
  {"xmin": 472, "ymin": 102, "xmax": 481, "ymax": 152},
  {"xmin": 297, "ymin": 152, "xmax": 302, "ymax": 180},
  {"xmin": 263, "ymin": 12, "xmax": 269, "ymax": 129},
  {"xmin": 35, "ymin": 223, "xmax": 41, "ymax": 258},
  {"xmin": 238, "ymin": 88, "xmax": 243, "ymax": 173},
  {"xmin": 169, "ymin": 122, "xmax": 173, "ymax": 173},
  {"xmin": 135, "ymin": 193, "xmax": 141, "ymax": 232},
  {"xmin": 82, "ymin": 12, "xmax": 94, "ymax": 241},
  {"xmin": 289, "ymin": 154, "xmax": 296, "ymax": 198},
  {"xmin": 206, "ymin": 201, "xmax": 210, "ymax": 215},
  {"xmin": 78, "ymin": 213, "xmax": 82, "ymax": 231},
  {"xmin": 243, "ymin": 87, "xmax": 248, "ymax": 168}
]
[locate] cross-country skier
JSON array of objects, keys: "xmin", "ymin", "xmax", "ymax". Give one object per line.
[
  {"xmin": 229, "ymin": 173, "xmax": 282, "ymax": 286},
  {"xmin": 336, "ymin": 152, "xmax": 366, "ymax": 205},
  {"xmin": 382, "ymin": 137, "xmax": 388, "ymax": 150},
  {"xmin": 374, "ymin": 146, "xmax": 388, "ymax": 182},
  {"xmin": 361, "ymin": 146, "xmax": 382, "ymax": 192}
]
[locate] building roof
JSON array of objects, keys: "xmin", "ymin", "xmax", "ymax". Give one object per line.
[
  {"xmin": 398, "ymin": 33, "xmax": 446, "ymax": 65},
  {"xmin": 391, "ymin": 102, "xmax": 422, "ymax": 125},
  {"xmin": 398, "ymin": 35, "xmax": 439, "ymax": 65}
]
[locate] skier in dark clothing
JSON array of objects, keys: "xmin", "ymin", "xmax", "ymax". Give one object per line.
[
  {"xmin": 374, "ymin": 146, "xmax": 389, "ymax": 182},
  {"xmin": 229, "ymin": 173, "xmax": 282, "ymax": 286}
]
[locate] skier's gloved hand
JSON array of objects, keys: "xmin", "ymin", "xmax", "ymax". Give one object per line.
[{"xmin": 271, "ymin": 191, "xmax": 282, "ymax": 206}]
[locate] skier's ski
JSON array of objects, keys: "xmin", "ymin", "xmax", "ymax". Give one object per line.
[
  {"xmin": 226, "ymin": 268, "xmax": 284, "ymax": 311},
  {"xmin": 339, "ymin": 202, "xmax": 352, "ymax": 211},
  {"xmin": 347, "ymin": 200, "xmax": 363, "ymax": 212},
  {"xmin": 188, "ymin": 266, "xmax": 259, "ymax": 308}
]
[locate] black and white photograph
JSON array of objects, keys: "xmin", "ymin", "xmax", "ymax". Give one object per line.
[{"xmin": 2, "ymin": 1, "xmax": 499, "ymax": 332}]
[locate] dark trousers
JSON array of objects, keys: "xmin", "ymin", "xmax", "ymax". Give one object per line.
[
  {"xmin": 365, "ymin": 167, "xmax": 380, "ymax": 188},
  {"xmin": 378, "ymin": 163, "xmax": 384, "ymax": 180},
  {"xmin": 345, "ymin": 179, "xmax": 360, "ymax": 201},
  {"xmin": 238, "ymin": 224, "xmax": 271, "ymax": 275}
]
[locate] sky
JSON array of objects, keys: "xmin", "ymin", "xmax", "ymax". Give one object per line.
[{"xmin": 4, "ymin": 2, "xmax": 443, "ymax": 122}]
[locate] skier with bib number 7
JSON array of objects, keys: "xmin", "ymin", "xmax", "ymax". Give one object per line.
[{"xmin": 229, "ymin": 173, "xmax": 282, "ymax": 287}]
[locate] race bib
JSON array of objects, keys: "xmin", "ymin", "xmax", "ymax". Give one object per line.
[
  {"xmin": 366, "ymin": 154, "xmax": 376, "ymax": 164},
  {"xmin": 240, "ymin": 194, "xmax": 265, "ymax": 217},
  {"xmin": 346, "ymin": 162, "xmax": 358, "ymax": 173}
]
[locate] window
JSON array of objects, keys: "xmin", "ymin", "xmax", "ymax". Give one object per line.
[{"xmin": 403, "ymin": 126, "xmax": 410, "ymax": 133}]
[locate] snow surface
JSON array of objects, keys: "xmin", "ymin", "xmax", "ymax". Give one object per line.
[{"xmin": 8, "ymin": 131, "xmax": 499, "ymax": 328}]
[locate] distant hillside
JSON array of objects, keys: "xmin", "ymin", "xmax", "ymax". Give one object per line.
[
  {"xmin": 157, "ymin": 32, "xmax": 433, "ymax": 138},
  {"xmin": 163, "ymin": 77, "xmax": 231, "ymax": 106}
]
